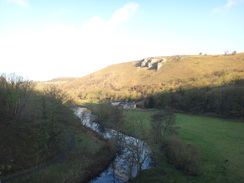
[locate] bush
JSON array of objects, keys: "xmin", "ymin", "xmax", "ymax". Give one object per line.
[
  {"xmin": 89, "ymin": 100, "xmax": 124, "ymax": 129},
  {"xmin": 165, "ymin": 136, "xmax": 201, "ymax": 176}
]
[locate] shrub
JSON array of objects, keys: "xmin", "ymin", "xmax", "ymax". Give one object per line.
[{"xmin": 165, "ymin": 136, "xmax": 201, "ymax": 176}]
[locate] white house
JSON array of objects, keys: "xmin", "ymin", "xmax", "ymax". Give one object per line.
[{"xmin": 111, "ymin": 101, "xmax": 136, "ymax": 109}]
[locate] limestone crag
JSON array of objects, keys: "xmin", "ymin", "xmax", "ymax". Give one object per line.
[{"xmin": 140, "ymin": 57, "xmax": 167, "ymax": 70}]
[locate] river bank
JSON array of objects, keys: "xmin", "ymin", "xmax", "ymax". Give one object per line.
[
  {"xmin": 76, "ymin": 107, "xmax": 154, "ymax": 183},
  {"xmin": 0, "ymin": 111, "xmax": 116, "ymax": 183}
]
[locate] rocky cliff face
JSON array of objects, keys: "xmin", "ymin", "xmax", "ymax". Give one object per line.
[{"xmin": 139, "ymin": 57, "xmax": 167, "ymax": 70}]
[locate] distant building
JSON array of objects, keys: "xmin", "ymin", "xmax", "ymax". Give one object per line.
[
  {"xmin": 111, "ymin": 101, "xmax": 136, "ymax": 109},
  {"xmin": 111, "ymin": 101, "xmax": 122, "ymax": 107},
  {"xmin": 127, "ymin": 102, "xmax": 136, "ymax": 109}
]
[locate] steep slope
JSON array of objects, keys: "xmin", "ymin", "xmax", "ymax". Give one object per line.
[{"xmin": 62, "ymin": 53, "xmax": 244, "ymax": 95}]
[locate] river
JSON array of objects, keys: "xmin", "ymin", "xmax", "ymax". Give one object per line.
[{"xmin": 74, "ymin": 107, "xmax": 154, "ymax": 183}]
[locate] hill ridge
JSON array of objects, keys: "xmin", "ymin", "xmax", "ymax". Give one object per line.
[{"xmin": 38, "ymin": 53, "xmax": 244, "ymax": 102}]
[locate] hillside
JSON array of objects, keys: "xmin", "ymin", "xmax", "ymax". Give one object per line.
[
  {"xmin": 35, "ymin": 77, "xmax": 76, "ymax": 91},
  {"xmin": 47, "ymin": 77, "xmax": 77, "ymax": 82},
  {"xmin": 59, "ymin": 53, "xmax": 244, "ymax": 102}
]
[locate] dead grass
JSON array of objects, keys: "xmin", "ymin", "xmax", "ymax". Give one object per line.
[{"xmin": 36, "ymin": 53, "xmax": 244, "ymax": 103}]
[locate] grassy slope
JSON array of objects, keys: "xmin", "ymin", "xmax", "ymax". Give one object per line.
[
  {"xmin": 3, "ymin": 117, "xmax": 115, "ymax": 183},
  {"xmin": 35, "ymin": 78, "xmax": 75, "ymax": 91},
  {"xmin": 121, "ymin": 110, "xmax": 244, "ymax": 183},
  {"xmin": 61, "ymin": 53, "xmax": 244, "ymax": 92}
]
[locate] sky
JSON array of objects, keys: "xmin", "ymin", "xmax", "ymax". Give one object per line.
[{"xmin": 0, "ymin": 0, "xmax": 243, "ymax": 81}]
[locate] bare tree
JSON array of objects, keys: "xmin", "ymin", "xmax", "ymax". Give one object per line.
[
  {"xmin": 151, "ymin": 110, "xmax": 177, "ymax": 148},
  {"xmin": 124, "ymin": 111, "xmax": 151, "ymax": 174}
]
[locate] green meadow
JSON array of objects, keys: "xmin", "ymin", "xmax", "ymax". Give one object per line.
[{"xmin": 122, "ymin": 110, "xmax": 244, "ymax": 183}]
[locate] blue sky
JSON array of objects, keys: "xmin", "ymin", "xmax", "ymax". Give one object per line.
[{"xmin": 0, "ymin": 0, "xmax": 243, "ymax": 81}]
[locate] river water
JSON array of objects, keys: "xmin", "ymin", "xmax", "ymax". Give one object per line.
[{"xmin": 74, "ymin": 107, "xmax": 154, "ymax": 183}]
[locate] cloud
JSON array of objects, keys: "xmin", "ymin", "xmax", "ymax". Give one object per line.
[
  {"xmin": 80, "ymin": 2, "xmax": 140, "ymax": 52},
  {"xmin": 82, "ymin": 2, "xmax": 139, "ymax": 33},
  {"xmin": 6, "ymin": 0, "xmax": 29, "ymax": 7},
  {"xmin": 0, "ymin": 2, "xmax": 141, "ymax": 80},
  {"xmin": 212, "ymin": 0, "xmax": 244, "ymax": 12},
  {"xmin": 109, "ymin": 2, "xmax": 140, "ymax": 26}
]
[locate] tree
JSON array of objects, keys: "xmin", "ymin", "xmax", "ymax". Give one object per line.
[
  {"xmin": 108, "ymin": 105, "xmax": 124, "ymax": 129},
  {"xmin": 90, "ymin": 99, "xmax": 112, "ymax": 123},
  {"xmin": 224, "ymin": 50, "xmax": 229, "ymax": 55},
  {"xmin": 121, "ymin": 111, "xmax": 151, "ymax": 177},
  {"xmin": 159, "ymin": 91, "xmax": 170, "ymax": 108},
  {"xmin": 232, "ymin": 50, "xmax": 237, "ymax": 55},
  {"xmin": 0, "ymin": 73, "xmax": 34, "ymax": 117},
  {"xmin": 147, "ymin": 96, "xmax": 154, "ymax": 108},
  {"xmin": 150, "ymin": 110, "xmax": 177, "ymax": 148},
  {"xmin": 127, "ymin": 95, "xmax": 133, "ymax": 102}
]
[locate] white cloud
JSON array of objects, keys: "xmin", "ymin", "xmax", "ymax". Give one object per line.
[
  {"xmin": 6, "ymin": 0, "xmax": 29, "ymax": 7},
  {"xmin": 0, "ymin": 2, "xmax": 142, "ymax": 81},
  {"xmin": 109, "ymin": 2, "xmax": 140, "ymax": 26},
  {"xmin": 82, "ymin": 2, "xmax": 139, "ymax": 33},
  {"xmin": 212, "ymin": 0, "xmax": 244, "ymax": 12}
]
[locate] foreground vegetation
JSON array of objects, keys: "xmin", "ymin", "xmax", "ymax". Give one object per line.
[
  {"xmin": 0, "ymin": 74, "xmax": 115, "ymax": 182},
  {"xmin": 6, "ymin": 121, "xmax": 115, "ymax": 183},
  {"xmin": 90, "ymin": 101, "xmax": 244, "ymax": 183}
]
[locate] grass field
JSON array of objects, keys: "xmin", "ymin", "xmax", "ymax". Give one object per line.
[
  {"xmin": 175, "ymin": 114, "xmax": 244, "ymax": 183},
  {"xmin": 121, "ymin": 110, "xmax": 244, "ymax": 183}
]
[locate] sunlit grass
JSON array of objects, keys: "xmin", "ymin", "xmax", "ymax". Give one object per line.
[
  {"xmin": 36, "ymin": 53, "xmax": 244, "ymax": 103},
  {"xmin": 121, "ymin": 110, "xmax": 244, "ymax": 183}
]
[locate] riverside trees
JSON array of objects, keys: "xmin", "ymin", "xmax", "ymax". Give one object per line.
[
  {"xmin": 0, "ymin": 73, "xmax": 34, "ymax": 117},
  {"xmin": 150, "ymin": 110, "xmax": 177, "ymax": 149},
  {"xmin": 0, "ymin": 74, "xmax": 75, "ymax": 176}
]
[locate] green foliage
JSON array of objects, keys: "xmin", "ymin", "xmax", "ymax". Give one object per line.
[
  {"xmin": 89, "ymin": 99, "xmax": 112, "ymax": 122},
  {"xmin": 89, "ymin": 100, "xmax": 124, "ymax": 129},
  {"xmin": 0, "ymin": 74, "xmax": 117, "ymax": 183},
  {"xmin": 0, "ymin": 73, "xmax": 34, "ymax": 117},
  {"xmin": 127, "ymin": 95, "xmax": 133, "ymax": 102},
  {"xmin": 152, "ymin": 81, "xmax": 244, "ymax": 117},
  {"xmin": 0, "ymin": 74, "xmax": 76, "ymax": 178},
  {"xmin": 147, "ymin": 96, "xmax": 155, "ymax": 108}
]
